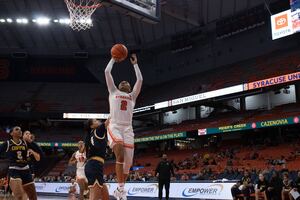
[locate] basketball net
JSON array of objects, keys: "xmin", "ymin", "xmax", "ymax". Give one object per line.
[{"xmin": 64, "ymin": 0, "xmax": 101, "ymax": 31}]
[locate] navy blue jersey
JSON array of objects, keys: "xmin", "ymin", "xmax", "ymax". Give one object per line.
[
  {"xmin": 0, "ymin": 139, "xmax": 29, "ymax": 168},
  {"xmin": 27, "ymin": 141, "xmax": 43, "ymax": 174},
  {"xmin": 85, "ymin": 124, "xmax": 107, "ymax": 159}
]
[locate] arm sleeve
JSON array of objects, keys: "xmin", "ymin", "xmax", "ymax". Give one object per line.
[
  {"xmin": 0, "ymin": 141, "xmax": 8, "ymax": 155},
  {"xmin": 131, "ymin": 64, "xmax": 143, "ymax": 100},
  {"xmin": 105, "ymin": 59, "xmax": 117, "ymax": 93}
]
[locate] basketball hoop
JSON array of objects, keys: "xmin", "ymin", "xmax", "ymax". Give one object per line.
[{"xmin": 64, "ymin": 0, "xmax": 102, "ymax": 31}]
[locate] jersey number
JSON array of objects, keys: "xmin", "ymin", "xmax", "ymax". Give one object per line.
[
  {"xmin": 120, "ymin": 100, "xmax": 128, "ymax": 111},
  {"xmin": 17, "ymin": 151, "xmax": 23, "ymax": 160}
]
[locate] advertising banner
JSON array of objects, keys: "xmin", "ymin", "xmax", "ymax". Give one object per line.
[
  {"xmin": 271, "ymin": 10, "xmax": 293, "ymax": 40},
  {"xmin": 253, "ymin": 116, "xmax": 299, "ymax": 129},
  {"xmin": 170, "ymin": 85, "xmax": 244, "ymax": 107},
  {"xmin": 154, "ymin": 84, "xmax": 244, "ymax": 110},
  {"xmin": 170, "ymin": 182, "xmax": 236, "ymax": 199},
  {"xmin": 291, "ymin": 0, "xmax": 300, "ymax": 32},
  {"xmin": 200, "ymin": 116, "xmax": 300, "ymax": 135},
  {"xmin": 35, "ymin": 182, "xmax": 79, "ymax": 194},
  {"xmin": 36, "ymin": 182, "xmax": 236, "ymax": 199},
  {"xmin": 206, "ymin": 123, "xmax": 252, "ymax": 134},
  {"xmin": 245, "ymin": 72, "xmax": 300, "ymax": 90},
  {"xmin": 0, "ymin": 141, "xmax": 78, "ymax": 147},
  {"xmin": 135, "ymin": 132, "xmax": 186, "ymax": 143}
]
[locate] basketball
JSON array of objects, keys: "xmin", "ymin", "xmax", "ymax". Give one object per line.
[{"xmin": 111, "ymin": 44, "xmax": 128, "ymax": 62}]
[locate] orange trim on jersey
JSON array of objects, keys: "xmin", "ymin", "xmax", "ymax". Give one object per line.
[
  {"xmin": 123, "ymin": 143, "xmax": 134, "ymax": 149},
  {"xmin": 108, "ymin": 127, "xmax": 134, "ymax": 148},
  {"xmin": 107, "ymin": 127, "xmax": 123, "ymax": 143}
]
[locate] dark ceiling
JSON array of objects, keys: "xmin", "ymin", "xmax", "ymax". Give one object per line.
[{"xmin": 0, "ymin": 0, "xmax": 270, "ymax": 56}]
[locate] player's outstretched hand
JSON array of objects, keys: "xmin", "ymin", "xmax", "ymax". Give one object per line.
[
  {"xmin": 28, "ymin": 149, "xmax": 34, "ymax": 155},
  {"xmin": 130, "ymin": 54, "xmax": 137, "ymax": 65},
  {"xmin": 105, "ymin": 118, "xmax": 110, "ymax": 128}
]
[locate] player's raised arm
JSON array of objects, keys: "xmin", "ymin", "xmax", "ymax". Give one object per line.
[
  {"xmin": 105, "ymin": 58, "xmax": 117, "ymax": 93},
  {"xmin": 68, "ymin": 152, "xmax": 76, "ymax": 165},
  {"xmin": 130, "ymin": 54, "xmax": 143, "ymax": 99},
  {"xmin": 28, "ymin": 149, "xmax": 41, "ymax": 161}
]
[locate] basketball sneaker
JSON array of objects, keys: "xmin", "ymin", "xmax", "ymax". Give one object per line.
[
  {"xmin": 120, "ymin": 189, "xmax": 127, "ymax": 200},
  {"xmin": 113, "ymin": 187, "xmax": 127, "ymax": 200}
]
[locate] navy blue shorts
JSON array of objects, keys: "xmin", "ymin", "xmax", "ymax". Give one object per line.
[
  {"xmin": 8, "ymin": 169, "xmax": 33, "ymax": 185},
  {"xmin": 84, "ymin": 160, "xmax": 104, "ymax": 187}
]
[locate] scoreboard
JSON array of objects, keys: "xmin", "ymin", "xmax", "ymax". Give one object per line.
[
  {"xmin": 291, "ymin": 0, "xmax": 300, "ymax": 32},
  {"xmin": 271, "ymin": 0, "xmax": 300, "ymax": 39}
]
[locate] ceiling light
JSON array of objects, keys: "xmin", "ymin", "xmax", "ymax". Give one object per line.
[
  {"xmin": 6, "ymin": 18, "xmax": 13, "ymax": 23},
  {"xmin": 59, "ymin": 18, "xmax": 70, "ymax": 24},
  {"xmin": 22, "ymin": 18, "xmax": 28, "ymax": 24},
  {"xmin": 36, "ymin": 17, "xmax": 50, "ymax": 25},
  {"xmin": 16, "ymin": 18, "xmax": 28, "ymax": 24},
  {"xmin": 53, "ymin": 19, "xmax": 59, "ymax": 23},
  {"xmin": 0, "ymin": 19, "xmax": 5, "ymax": 23}
]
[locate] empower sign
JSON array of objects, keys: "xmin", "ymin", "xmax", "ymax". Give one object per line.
[{"xmin": 36, "ymin": 182, "xmax": 236, "ymax": 199}]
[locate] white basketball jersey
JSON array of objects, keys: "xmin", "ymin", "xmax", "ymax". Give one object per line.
[
  {"xmin": 75, "ymin": 151, "xmax": 86, "ymax": 168},
  {"xmin": 109, "ymin": 90, "xmax": 136, "ymax": 125}
]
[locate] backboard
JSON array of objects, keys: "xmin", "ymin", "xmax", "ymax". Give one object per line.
[{"xmin": 103, "ymin": 0, "xmax": 161, "ymax": 23}]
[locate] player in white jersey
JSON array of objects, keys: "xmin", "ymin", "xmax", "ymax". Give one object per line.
[
  {"xmin": 105, "ymin": 54, "xmax": 143, "ymax": 200},
  {"xmin": 69, "ymin": 141, "xmax": 88, "ymax": 200}
]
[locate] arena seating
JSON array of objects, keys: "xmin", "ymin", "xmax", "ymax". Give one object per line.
[
  {"xmin": 47, "ymin": 155, "xmax": 70, "ymax": 177},
  {"xmin": 2, "ymin": 102, "xmax": 295, "ymax": 142},
  {"xmin": 0, "ymin": 82, "xmax": 42, "ymax": 112},
  {"xmin": 0, "ymin": 49, "xmax": 299, "ymax": 113},
  {"xmin": 135, "ymin": 103, "xmax": 300, "ymax": 138},
  {"xmin": 35, "ymin": 83, "xmax": 108, "ymax": 113},
  {"xmin": 36, "ymin": 137, "xmax": 300, "ymax": 183},
  {"xmin": 147, "ymin": 145, "xmax": 296, "ymax": 173},
  {"xmin": 138, "ymin": 49, "xmax": 300, "ymax": 106},
  {"xmin": 101, "ymin": 140, "xmax": 300, "ymax": 182}
]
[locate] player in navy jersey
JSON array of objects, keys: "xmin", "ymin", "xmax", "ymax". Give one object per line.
[
  {"xmin": 84, "ymin": 119, "xmax": 109, "ymax": 200},
  {"xmin": 0, "ymin": 126, "xmax": 40, "ymax": 200},
  {"xmin": 23, "ymin": 130, "xmax": 44, "ymax": 178}
]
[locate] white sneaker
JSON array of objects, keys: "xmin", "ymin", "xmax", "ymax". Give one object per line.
[
  {"xmin": 113, "ymin": 187, "xmax": 127, "ymax": 200},
  {"xmin": 113, "ymin": 187, "xmax": 122, "ymax": 200},
  {"xmin": 120, "ymin": 189, "xmax": 127, "ymax": 200}
]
